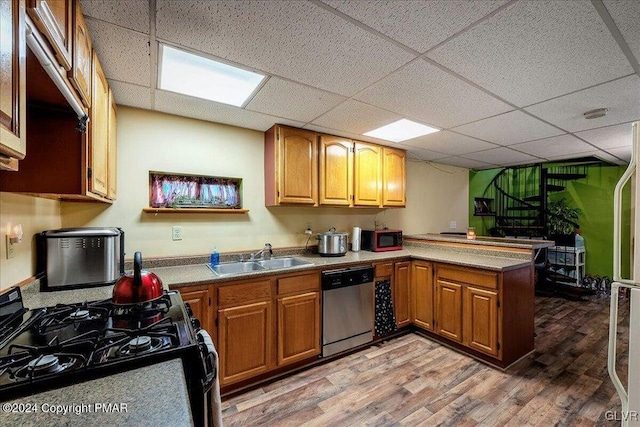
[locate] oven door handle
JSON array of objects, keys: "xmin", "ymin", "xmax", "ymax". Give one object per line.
[{"xmin": 196, "ymin": 329, "xmax": 217, "ymax": 389}]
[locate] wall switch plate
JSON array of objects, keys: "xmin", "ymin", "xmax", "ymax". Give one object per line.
[
  {"xmin": 449, "ymin": 221, "xmax": 457, "ymax": 230},
  {"xmin": 172, "ymin": 226, "xmax": 183, "ymax": 241},
  {"xmin": 6, "ymin": 236, "xmax": 16, "ymax": 259}
]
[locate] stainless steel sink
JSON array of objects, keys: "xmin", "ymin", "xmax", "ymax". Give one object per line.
[
  {"xmin": 208, "ymin": 261, "xmax": 266, "ymax": 276},
  {"xmin": 207, "ymin": 257, "xmax": 313, "ymax": 276},
  {"xmin": 257, "ymin": 257, "xmax": 314, "ymax": 269}
]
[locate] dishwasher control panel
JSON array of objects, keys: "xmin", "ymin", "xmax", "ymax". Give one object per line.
[{"xmin": 321, "ymin": 266, "xmax": 374, "ymax": 290}]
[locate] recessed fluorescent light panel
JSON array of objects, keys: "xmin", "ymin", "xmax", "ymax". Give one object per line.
[
  {"xmin": 159, "ymin": 44, "xmax": 265, "ymax": 107},
  {"xmin": 363, "ymin": 119, "xmax": 440, "ymax": 142}
]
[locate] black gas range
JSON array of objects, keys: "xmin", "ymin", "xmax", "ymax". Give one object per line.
[{"xmin": 0, "ymin": 287, "xmax": 218, "ymax": 426}]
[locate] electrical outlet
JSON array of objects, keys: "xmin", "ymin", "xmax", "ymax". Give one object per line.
[
  {"xmin": 6, "ymin": 236, "xmax": 16, "ymax": 259},
  {"xmin": 304, "ymin": 223, "xmax": 313, "ymax": 235},
  {"xmin": 449, "ymin": 221, "xmax": 457, "ymax": 230},
  {"xmin": 172, "ymin": 226, "xmax": 183, "ymax": 241}
]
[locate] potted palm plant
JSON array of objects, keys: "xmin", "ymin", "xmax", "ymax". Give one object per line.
[{"xmin": 547, "ymin": 198, "xmax": 581, "ymax": 246}]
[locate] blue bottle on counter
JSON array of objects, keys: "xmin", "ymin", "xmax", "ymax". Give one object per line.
[{"xmin": 210, "ymin": 247, "xmax": 220, "ymax": 267}]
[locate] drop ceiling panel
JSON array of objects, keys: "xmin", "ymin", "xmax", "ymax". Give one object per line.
[
  {"xmin": 80, "ymin": 0, "xmax": 149, "ymax": 33},
  {"xmin": 155, "ymin": 0, "xmax": 414, "ymax": 96},
  {"xmin": 405, "ymin": 147, "xmax": 450, "ymax": 162},
  {"xmin": 606, "ymin": 146, "xmax": 632, "ymax": 163},
  {"xmin": 574, "ymin": 122, "xmax": 634, "ymax": 150},
  {"xmin": 510, "ymin": 134, "xmax": 594, "ymax": 159},
  {"xmin": 246, "ymin": 78, "xmax": 346, "ymax": 123},
  {"xmin": 427, "ymin": 0, "xmax": 633, "ymax": 106},
  {"xmin": 302, "ymin": 123, "xmax": 398, "ymax": 147},
  {"xmin": 320, "ymin": 0, "xmax": 508, "ymax": 53},
  {"xmin": 108, "ymin": 80, "xmax": 152, "ymax": 110},
  {"xmin": 401, "ymin": 130, "xmax": 498, "ymax": 155},
  {"xmin": 154, "ymin": 90, "xmax": 303, "ymax": 131},
  {"xmin": 85, "ymin": 19, "xmax": 150, "ymax": 86},
  {"xmin": 603, "ymin": 0, "xmax": 640, "ymax": 62},
  {"xmin": 311, "ymin": 100, "xmax": 402, "ymax": 135},
  {"xmin": 452, "ymin": 110, "xmax": 565, "ymax": 146},
  {"xmin": 524, "ymin": 75, "xmax": 640, "ymax": 132},
  {"xmin": 461, "ymin": 147, "xmax": 540, "ymax": 165},
  {"xmin": 355, "ymin": 60, "xmax": 512, "ymax": 128},
  {"xmin": 437, "ymin": 156, "xmax": 498, "ymax": 170}
]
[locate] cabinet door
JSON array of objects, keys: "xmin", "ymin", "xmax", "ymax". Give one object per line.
[
  {"xmin": 69, "ymin": 0, "xmax": 91, "ymax": 107},
  {"xmin": 353, "ymin": 142, "xmax": 381, "ymax": 206},
  {"xmin": 107, "ymin": 89, "xmax": 117, "ymax": 199},
  {"xmin": 0, "ymin": 0, "xmax": 26, "ymax": 160},
  {"xmin": 464, "ymin": 286, "xmax": 499, "ymax": 357},
  {"xmin": 178, "ymin": 286, "xmax": 213, "ymax": 338},
  {"xmin": 277, "ymin": 126, "xmax": 318, "ymax": 205},
  {"xmin": 277, "ymin": 292, "xmax": 320, "ymax": 366},
  {"xmin": 393, "ymin": 261, "xmax": 411, "ymax": 328},
  {"xmin": 218, "ymin": 301, "xmax": 272, "ymax": 386},
  {"xmin": 319, "ymin": 135, "xmax": 353, "ymax": 206},
  {"xmin": 89, "ymin": 51, "xmax": 109, "ymax": 197},
  {"xmin": 382, "ymin": 147, "xmax": 406, "ymax": 207},
  {"xmin": 411, "ymin": 261, "xmax": 433, "ymax": 331},
  {"xmin": 27, "ymin": 0, "xmax": 72, "ymax": 70},
  {"xmin": 435, "ymin": 279, "xmax": 462, "ymax": 343}
]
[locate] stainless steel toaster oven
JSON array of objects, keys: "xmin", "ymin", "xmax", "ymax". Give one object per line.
[{"xmin": 38, "ymin": 227, "xmax": 124, "ymax": 290}]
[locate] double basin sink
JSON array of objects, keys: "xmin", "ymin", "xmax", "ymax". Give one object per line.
[{"xmin": 207, "ymin": 257, "xmax": 314, "ymax": 277}]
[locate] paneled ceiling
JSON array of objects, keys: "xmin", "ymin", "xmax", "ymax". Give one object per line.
[{"xmin": 80, "ymin": 0, "xmax": 640, "ymax": 169}]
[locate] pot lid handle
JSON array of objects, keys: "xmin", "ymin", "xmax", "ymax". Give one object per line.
[
  {"xmin": 133, "ymin": 252, "xmax": 142, "ymax": 286},
  {"xmin": 329, "ymin": 227, "xmax": 336, "ymax": 233}
]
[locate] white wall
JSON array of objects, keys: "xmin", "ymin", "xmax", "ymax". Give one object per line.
[
  {"xmin": 0, "ymin": 193, "xmax": 61, "ymax": 289},
  {"xmin": 1, "ymin": 106, "xmax": 469, "ymax": 288}
]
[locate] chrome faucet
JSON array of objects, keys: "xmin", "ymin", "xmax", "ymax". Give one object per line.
[{"xmin": 250, "ymin": 243, "xmax": 273, "ymax": 261}]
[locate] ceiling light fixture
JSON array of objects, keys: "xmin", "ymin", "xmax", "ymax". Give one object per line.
[
  {"xmin": 158, "ymin": 44, "xmax": 266, "ymax": 107},
  {"xmin": 363, "ymin": 119, "xmax": 440, "ymax": 142},
  {"xmin": 583, "ymin": 108, "xmax": 609, "ymax": 120}
]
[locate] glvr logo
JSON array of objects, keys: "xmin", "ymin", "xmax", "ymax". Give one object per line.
[{"xmin": 605, "ymin": 411, "xmax": 640, "ymax": 421}]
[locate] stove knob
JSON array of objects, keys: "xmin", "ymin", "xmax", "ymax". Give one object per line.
[
  {"xmin": 191, "ymin": 317, "xmax": 201, "ymax": 330},
  {"xmin": 184, "ymin": 302, "xmax": 193, "ymax": 317}
]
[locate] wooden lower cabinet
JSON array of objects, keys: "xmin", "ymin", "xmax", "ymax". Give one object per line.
[
  {"xmin": 176, "ymin": 285, "xmax": 213, "ymax": 338},
  {"xmin": 464, "ymin": 286, "xmax": 499, "ymax": 357},
  {"xmin": 277, "ymin": 291, "xmax": 320, "ymax": 366},
  {"xmin": 411, "ymin": 260, "xmax": 433, "ymax": 331},
  {"xmin": 394, "ymin": 261, "xmax": 411, "ymax": 327},
  {"xmin": 218, "ymin": 300, "xmax": 273, "ymax": 386},
  {"xmin": 435, "ymin": 279, "xmax": 463, "ymax": 343}
]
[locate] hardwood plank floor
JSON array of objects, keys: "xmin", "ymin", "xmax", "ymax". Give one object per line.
[{"xmin": 222, "ymin": 295, "xmax": 630, "ymax": 426}]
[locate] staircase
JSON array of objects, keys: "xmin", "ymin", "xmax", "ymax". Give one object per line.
[{"xmin": 481, "ymin": 164, "xmax": 587, "ymax": 238}]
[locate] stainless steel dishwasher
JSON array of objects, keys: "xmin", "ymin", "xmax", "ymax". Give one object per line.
[{"xmin": 321, "ymin": 265, "xmax": 375, "ymax": 357}]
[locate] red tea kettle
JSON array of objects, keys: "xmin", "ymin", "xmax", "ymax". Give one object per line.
[{"xmin": 112, "ymin": 252, "xmax": 163, "ymax": 305}]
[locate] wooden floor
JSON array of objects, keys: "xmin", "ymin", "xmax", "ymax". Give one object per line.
[{"xmin": 221, "ymin": 295, "xmax": 630, "ymax": 426}]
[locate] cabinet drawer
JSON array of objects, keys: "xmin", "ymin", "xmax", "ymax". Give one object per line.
[
  {"xmin": 218, "ymin": 280, "xmax": 271, "ymax": 307},
  {"xmin": 437, "ymin": 266, "xmax": 498, "ymax": 290},
  {"xmin": 375, "ymin": 262, "xmax": 393, "ymax": 277},
  {"xmin": 277, "ymin": 273, "xmax": 319, "ymax": 295}
]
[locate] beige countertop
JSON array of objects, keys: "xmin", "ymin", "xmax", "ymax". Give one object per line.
[
  {"xmin": 0, "ymin": 359, "xmax": 193, "ymax": 427},
  {"xmin": 405, "ymin": 233, "xmax": 554, "ymax": 250}
]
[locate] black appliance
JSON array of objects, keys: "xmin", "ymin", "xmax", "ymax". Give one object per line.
[
  {"xmin": 361, "ymin": 229, "xmax": 403, "ymax": 252},
  {"xmin": 0, "ymin": 287, "xmax": 218, "ymax": 427}
]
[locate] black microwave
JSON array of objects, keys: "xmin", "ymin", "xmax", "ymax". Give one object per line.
[{"xmin": 361, "ymin": 229, "xmax": 403, "ymax": 252}]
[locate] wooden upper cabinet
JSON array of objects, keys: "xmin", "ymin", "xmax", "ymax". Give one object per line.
[
  {"xmin": 382, "ymin": 147, "xmax": 406, "ymax": 207},
  {"xmin": 0, "ymin": 0, "xmax": 27, "ymax": 161},
  {"xmin": 353, "ymin": 141, "xmax": 382, "ymax": 206},
  {"xmin": 69, "ymin": 0, "xmax": 91, "ymax": 107},
  {"xmin": 89, "ymin": 51, "xmax": 109, "ymax": 197},
  {"xmin": 107, "ymin": 89, "xmax": 117, "ymax": 199},
  {"xmin": 27, "ymin": 0, "xmax": 73, "ymax": 70},
  {"xmin": 319, "ymin": 135, "xmax": 353, "ymax": 206},
  {"xmin": 265, "ymin": 125, "xmax": 318, "ymax": 206}
]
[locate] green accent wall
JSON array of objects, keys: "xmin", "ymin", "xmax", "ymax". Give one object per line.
[{"xmin": 469, "ymin": 164, "xmax": 631, "ymax": 279}]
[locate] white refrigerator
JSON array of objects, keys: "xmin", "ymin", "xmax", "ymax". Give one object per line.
[{"xmin": 609, "ymin": 121, "xmax": 640, "ymax": 426}]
